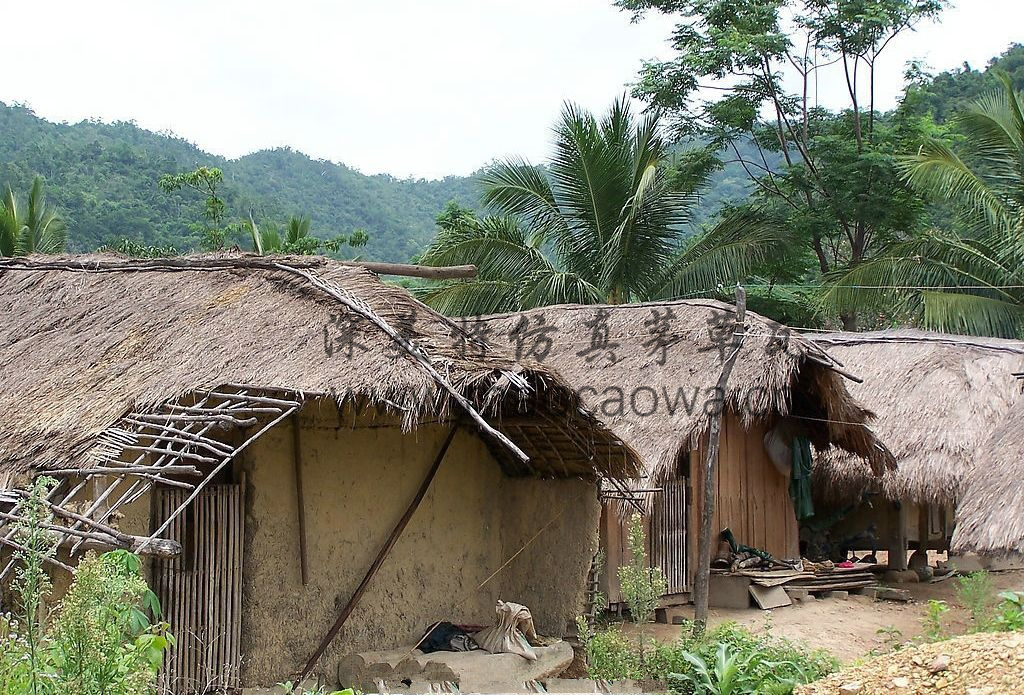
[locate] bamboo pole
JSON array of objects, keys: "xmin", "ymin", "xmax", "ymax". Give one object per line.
[
  {"xmin": 692, "ymin": 285, "xmax": 746, "ymax": 635},
  {"xmin": 295, "ymin": 425, "xmax": 459, "ymax": 684}
]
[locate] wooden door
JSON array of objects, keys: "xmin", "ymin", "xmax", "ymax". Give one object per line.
[
  {"xmin": 651, "ymin": 477, "xmax": 689, "ymax": 595},
  {"xmin": 154, "ymin": 484, "xmax": 244, "ymax": 694}
]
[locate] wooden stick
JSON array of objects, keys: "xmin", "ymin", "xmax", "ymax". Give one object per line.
[
  {"xmin": 0, "ymin": 512, "xmax": 181, "ymax": 557},
  {"xmin": 0, "ymin": 536, "xmax": 75, "ymax": 573},
  {"xmin": 337, "ymin": 260, "xmax": 476, "ymax": 279},
  {"xmin": 295, "ymin": 425, "xmax": 458, "ymax": 683},
  {"xmin": 111, "ymin": 444, "xmax": 218, "ymax": 464},
  {"xmin": 140, "ymin": 404, "xmax": 300, "ymax": 550},
  {"xmin": 292, "ymin": 415, "xmax": 309, "ymax": 586},
  {"xmin": 42, "ymin": 465, "xmax": 203, "ymax": 476},
  {"xmin": 0, "ymin": 255, "xmax": 477, "ymax": 280},
  {"xmin": 207, "ymin": 391, "xmax": 302, "ymax": 408},
  {"xmin": 131, "ymin": 413, "xmax": 258, "ymax": 427},
  {"xmin": 693, "ymin": 285, "xmax": 746, "ymax": 635}
]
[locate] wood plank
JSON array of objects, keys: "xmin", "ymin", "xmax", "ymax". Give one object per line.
[{"xmin": 750, "ymin": 584, "xmax": 792, "ymax": 609}]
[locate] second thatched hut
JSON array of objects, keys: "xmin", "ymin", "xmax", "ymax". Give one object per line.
[{"xmin": 481, "ymin": 300, "xmax": 892, "ymax": 606}]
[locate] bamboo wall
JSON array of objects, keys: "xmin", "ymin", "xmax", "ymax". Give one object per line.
[{"xmin": 601, "ymin": 412, "xmax": 800, "ymax": 606}]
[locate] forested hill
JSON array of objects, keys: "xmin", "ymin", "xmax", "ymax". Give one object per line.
[
  {"xmin": 1, "ymin": 44, "xmax": 1020, "ymax": 262},
  {"xmin": 0, "ymin": 103, "xmax": 479, "ymax": 261}
]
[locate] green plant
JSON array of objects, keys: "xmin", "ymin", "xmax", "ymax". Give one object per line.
[
  {"xmin": 0, "ymin": 176, "xmax": 68, "ymax": 257},
  {"xmin": 922, "ymin": 599, "xmax": 950, "ymax": 641},
  {"xmin": 576, "ymin": 619, "xmax": 835, "ymax": 693},
  {"xmin": 821, "ymin": 75, "xmax": 1024, "ymax": 337},
  {"xmin": 419, "ymin": 99, "xmax": 782, "ymax": 315},
  {"xmin": 991, "ymin": 591, "xmax": 1024, "ymax": 631},
  {"xmin": 956, "ymin": 571, "xmax": 996, "ymax": 628},
  {"xmin": 669, "ymin": 641, "xmax": 809, "ymax": 695},
  {"xmin": 618, "ymin": 514, "xmax": 668, "ymax": 625},
  {"xmin": 0, "ymin": 479, "xmax": 172, "ymax": 694}
]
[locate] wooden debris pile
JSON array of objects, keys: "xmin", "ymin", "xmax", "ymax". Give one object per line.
[{"xmin": 727, "ymin": 563, "xmax": 878, "ymax": 596}]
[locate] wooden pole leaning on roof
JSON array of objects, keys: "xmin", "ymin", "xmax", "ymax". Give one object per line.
[
  {"xmin": 295, "ymin": 424, "xmax": 460, "ymax": 684},
  {"xmin": 692, "ymin": 284, "xmax": 747, "ymax": 636}
]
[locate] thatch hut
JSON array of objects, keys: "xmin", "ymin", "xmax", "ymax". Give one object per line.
[
  {"xmin": 953, "ymin": 395, "xmax": 1024, "ymax": 556},
  {"xmin": 0, "ymin": 255, "xmax": 642, "ymax": 692},
  {"xmin": 811, "ymin": 331, "xmax": 1024, "ymax": 566},
  {"xmin": 480, "ymin": 301, "xmax": 892, "ymax": 605}
]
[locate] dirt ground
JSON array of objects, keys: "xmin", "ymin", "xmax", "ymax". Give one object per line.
[{"xmin": 621, "ymin": 570, "xmax": 1024, "ymax": 664}]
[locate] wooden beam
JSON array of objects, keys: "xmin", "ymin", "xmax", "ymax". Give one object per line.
[
  {"xmin": 693, "ymin": 285, "xmax": 746, "ymax": 635},
  {"xmin": 338, "ymin": 261, "xmax": 476, "ymax": 280},
  {"xmin": 292, "ymin": 415, "xmax": 309, "ymax": 586},
  {"xmin": 295, "ymin": 425, "xmax": 459, "ymax": 684}
]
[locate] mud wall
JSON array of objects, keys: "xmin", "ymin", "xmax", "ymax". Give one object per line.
[{"xmin": 238, "ymin": 401, "xmax": 599, "ymax": 687}]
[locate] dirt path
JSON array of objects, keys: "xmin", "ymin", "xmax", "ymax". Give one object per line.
[{"xmin": 622, "ymin": 570, "xmax": 1024, "ymax": 664}]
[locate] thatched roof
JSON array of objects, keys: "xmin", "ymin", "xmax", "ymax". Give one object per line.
[
  {"xmin": 0, "ymin": 254, "xmax": 641, "ymax": 481},
  {"xmin": 952, "ymin": 397, "xmax": 1024, "ymax": 555},
  {"xmin": 479, "ymin": 301, "xmax": 893, "ymax": 483},
  {"xmin": 811, "ymin": 330, "xmax": 1024, "ymax": 507}
]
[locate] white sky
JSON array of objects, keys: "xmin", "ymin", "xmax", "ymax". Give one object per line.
[{"xmin": 2, "ymin": 1, "xmax": 1021, "ymax": 179}]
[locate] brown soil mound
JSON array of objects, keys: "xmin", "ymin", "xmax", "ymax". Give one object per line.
[{"xmin": 795, "ymin": 631, "xmax": 1024, "ymax": 695}]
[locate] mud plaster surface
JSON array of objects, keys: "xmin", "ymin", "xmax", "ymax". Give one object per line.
[{"xmin": 238, "ymin": 402, "xmax": 600, "ymax": 687}]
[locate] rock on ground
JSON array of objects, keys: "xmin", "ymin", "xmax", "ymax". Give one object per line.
[{"xmin": 795, "ymin": 632, "xmax": 1024, "ymax": 695}]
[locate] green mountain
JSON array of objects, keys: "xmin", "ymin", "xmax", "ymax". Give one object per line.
[
  {"xmin": 2, "ymin": 44, "xmax": 1020, "ymax": 262},
  {"xmin": 0, "ymin": 103, "xmax": 480, "ymax": 261}
]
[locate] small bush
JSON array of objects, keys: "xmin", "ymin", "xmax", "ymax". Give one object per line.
[
  {"xmin": 955, "ymin": 571, "xmax": 996, "ymax": 628},
  {"xmin": 991, "ymin": 591, "xmax": 1024, "ymax": 632},
  {"xmin": 618, "ymin": 514, "xmax": 667, "ymax": 624},
  {"xmin": 576, "ymin": 619, "xmax": 836, "ymax": 694},
  {"xmin": 922, "ymin": 599, "xmax": 950, "ymax": 641},
  {"xmin": 0, "ymin": 478, "xmax": 172, "ymax": 694}
]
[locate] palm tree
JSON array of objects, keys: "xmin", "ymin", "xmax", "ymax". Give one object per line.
[
  {"xmin": 819, "ymin": 74, "xmax": 1024, "ymax": 337},
  {"xmin": 0, "ymin": 177, "xmax": 68, "ymax": 257},
  {"xmin": 419, "ymin": 97, "xmax": 782, "ymax": 315}
]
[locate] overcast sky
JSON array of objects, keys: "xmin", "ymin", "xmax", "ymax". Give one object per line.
[{"xmin": 3, "ymin": 1, "xmax": 1021, "ymax": 179}]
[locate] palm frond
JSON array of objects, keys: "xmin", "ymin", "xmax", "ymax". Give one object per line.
[
  {"xmin": 420, "ymin": 215, "xmax": 557, "ymax": 282},
  {"xmin": 418, "ymin": 279, "xmax": 521, "ymax": 316},
  {"xmin": 518, "ymin": 268, "xmax": 605, "ymax": 308},
  {"xmin": 900, "ymin": 139, "xmax": 1014, "ymax": 235},
  {"xmin": 920, "ymin": 290, "xmax": 1024, "ymax": 338},
  {"xmin": 651, "ymin": 208, "xmax": 786, "ymax": 300},
  {"xmin": 479, "ymin": 158, "xmax": 565, "ymax": 242}
]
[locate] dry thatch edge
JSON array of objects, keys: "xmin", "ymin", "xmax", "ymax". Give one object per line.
[
  {"xmin": 811, "ymin": 329, "xmax": 1024, "ymax": 512},
  {"xmin": 479, "ymin": 299, "xmax": 896, "ymax": 495},
  {"xmin": 0, "ymin": 253, "xmax": 643, "ymax": 482},
  {"xmin": 951, "ymin": 399, "xmax": 1024, "ymax": 555}
]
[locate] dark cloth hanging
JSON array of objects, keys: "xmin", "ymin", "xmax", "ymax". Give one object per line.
[{"xmin": 790, "ymin": 436, "xmax": 815, "ymax": 521}]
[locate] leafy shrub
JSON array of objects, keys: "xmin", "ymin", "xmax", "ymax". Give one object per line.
[
  {"xmin": 0, "ymin": 478, "xmax": 172, "ymax": 694},
  {"xmin": 955, "ymin": 571, "xmax": 996, "ymax": 628},
  {"xmin": 991, "ymin": 591, "xmax": 1024, "ymax": 632},
  {"xmin": 922, "ymin": 599, "xmax": 950, "ymax": 641},
  {"xmin": 618, "ymin": 514, "xmax": 667, "ymax": 624},
  {"xmin": 576, "ymin": 620, "xmax": 836, "ymax": 694}
]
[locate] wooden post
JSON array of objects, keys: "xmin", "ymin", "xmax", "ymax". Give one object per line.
[
  {"xmin": 891, "ymin": 502, "xmax": 909, "ymax": 570},
  {"xmin": 292, "ymin": 415, "xmax": 309, "ymax": 586},
  {"xmin": 918, "ymin": 502, "xmax": 930, "ymax": 552},
  {"xmin": 692, "ymin": 285, "xmax": 746, "ymax": 635},
  {"xmin": 295, "ymin": 425, "xmax": 459, "ymax": 684}
]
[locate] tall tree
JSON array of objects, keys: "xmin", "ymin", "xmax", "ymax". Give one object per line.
[
  {"xmin": 0, "ymin": 176, "xmax": 68, "ymax": 256},
  {"xmin": 419, "ymin": 98, "xmax": 780, "ymax": 315},
  {"xmin": 617, "ymin": 0, "xmax": 945, "ymax": 328},
  {"xmin": 820, "ymin": 74, "xmax": 1024, "ymax": 337}
]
